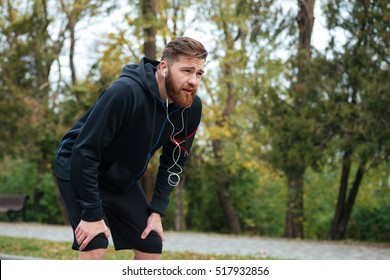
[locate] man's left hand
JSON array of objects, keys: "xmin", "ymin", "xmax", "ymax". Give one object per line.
[{"xmin": 141, "ymin": 212, "xmax": 165, "ymax": 241}]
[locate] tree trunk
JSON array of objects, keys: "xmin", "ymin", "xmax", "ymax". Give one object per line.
[
  {"xmin": 207, "ymin": 13, "xmax": 242, "ymax": 234},
  {"xmin": 142, "ymin": 0, "xmax": 156, "ymax": 59},
  {"xmin": 297, "ymin": 0, "xmax": 315, "ymax": 53},
  {"xmin": 330, "ymin": 155, "xmax": 366, "ymax": 240},
  {"xmin": 213, "ymin": 138, "xmax": 241, "ymax": 234},
  {"xmin": 69, "ymin": 19, "xmax": 77, "ymax": 86},
  {"xmin": 283, "ymin": 0, "xmax": 315, "ymax": 239},
  {"xmin": 284, "ymin": 168, "xmax": 305, "ymax": 238},
  {"xmin": 216, "ymin": 184, "xmax": 241, "ymax": 234},
  {"xmin": 329, "ymin": 149, "xmax": 351, "ymax": 239},
  {"xmin": 140, "ymin": 0, "xmax": 157, "ymax": 199}
]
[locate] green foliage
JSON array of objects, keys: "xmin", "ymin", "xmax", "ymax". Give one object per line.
[
  {"xmin": 183, "ymin": 162, "xmax": 228, "ymax": 233},
  {"xmin": 347, "ymin": 163, "xmax": 390, "ymax": 242},
  {"xmin": 0, "ymin": 158, "xmax": 62, "ymax": 224},
  {"xmin": 181, "ymin": 156, "xmax": 286, "ymax": 236},
  {"xmin": 33, "ymin": 172, "xmax": 63, "ymax": 224},
  {"xmin": 304, "ymin": 167, "xmax": 339, "ymax": 240},
  {"xmin": 303, "ymin": 162, "xmax": 390, "ymax": 241},
  {"xmin": 348, "ymin": 205, "xmax": 390, "ymax": 242},
  {"xmin": 228, "ymin": 170, "xmax": 285, "ymax": 236},
  {"xmin": 0, "ymin": 158, "xmax": 38, "ymax": 196},
  {"xmin": 320, "ymin": 0, "xmax": 390, "ymax": 240},
  {"xmin": 2, "ymin": 157, "xmax": 389, "ymax": 242}
]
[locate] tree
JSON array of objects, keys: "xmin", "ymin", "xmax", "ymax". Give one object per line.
[
  {"xmin": 0, "ymin": 0, "xmax": 121, "ymax": 223},
  {"xmin": 138, "ymin": 0, "xmax": 190, "ymax": 230},
  {"xmin": 0, "ymin": 0, "xmax": 69, "ymax": 223},
  {"xmin": 142, "ymin": 0, "xmax": 157, "ymax": 59},
  {"xmin": 255, "ymin": 0, "xmax": 316, "ymax": 238},
  {"xmin": 283, "ymin": 0, "xmax": 316, "ymax": 238},
  {"xmin": 324, "ymin": 0, "xmax": 390, "ymax": 240},
  {"xmin": 191, "ymin": 0, "xmax": 288, "ymax": 234},
  {"xmin": 0, "ymin": 0, "xmax": 63, "ymax": 163},
  {"xmin": 137, "ymin": 0, "xmax": 159, "ymax": 201},
  {"xmin": 58, "ymin": 0, "xmax": 111, "ymax": 86}
]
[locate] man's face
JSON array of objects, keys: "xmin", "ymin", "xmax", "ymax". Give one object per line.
[{"xmin": 164, "ymin": 56, "xmax": 205, "ymax": 108}]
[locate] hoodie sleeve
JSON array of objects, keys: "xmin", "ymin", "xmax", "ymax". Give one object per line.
[
  {"xmin": 71, "ymin": 81, "xmax": 133, "ymax": 221},
  {"xmin": 149, "ymin": 96, "xmax": 202, "ymax": 216}
]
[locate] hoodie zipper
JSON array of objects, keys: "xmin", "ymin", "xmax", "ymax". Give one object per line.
[{"xmin": 121, "ymin": 99, "xmax": 181, "ymax": 192}]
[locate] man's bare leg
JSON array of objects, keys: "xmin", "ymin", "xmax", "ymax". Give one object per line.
[
  {"xmin": 134, "ymin": 250, "xmax": 161, "ymax": 260},
  {"xmin": 78, "ymin": 248, "xmax": 107, "ymax": 260}
]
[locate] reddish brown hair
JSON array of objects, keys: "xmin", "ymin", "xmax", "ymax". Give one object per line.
[{"xmin": 161, "ymin": 37, "xmax": 208, "ymax": 62}]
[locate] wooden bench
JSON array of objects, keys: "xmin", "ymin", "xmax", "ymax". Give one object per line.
[{"xmin": 0, "ymin": 195, "xmax": 29, "ymax": 221}]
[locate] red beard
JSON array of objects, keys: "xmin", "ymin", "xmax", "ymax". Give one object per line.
[{"xmin": 165, "ymin": 74, "xmax": 197, "ymax": 108}]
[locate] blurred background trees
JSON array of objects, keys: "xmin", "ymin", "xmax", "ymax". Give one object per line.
[{"xmin": 0, "ymin": 0, "xmax": 389, "ymax": 242}]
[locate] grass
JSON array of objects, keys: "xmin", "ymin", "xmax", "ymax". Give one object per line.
[{"xmin": 0, "ymin": 235, "xmax": 266, "ymax": 260}]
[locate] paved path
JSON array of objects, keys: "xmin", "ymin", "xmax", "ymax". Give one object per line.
[{"xmin": 1, "ymin": 222, "xmax": 390, "ymax": 260}]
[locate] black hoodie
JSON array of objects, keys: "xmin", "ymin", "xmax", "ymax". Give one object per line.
[{"xmin": 54, "ymin": 57, "xmax": 202, "ymax": 221}]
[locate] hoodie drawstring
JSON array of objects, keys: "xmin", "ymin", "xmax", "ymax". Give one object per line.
[{"xmin": 149, "ymin": 97, "xmax": 157, "ymax": 155}]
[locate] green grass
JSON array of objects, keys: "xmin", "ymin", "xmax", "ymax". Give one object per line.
[{"xmin": 0, "ymin": 236, "xmax": 266, "ymax": 260}]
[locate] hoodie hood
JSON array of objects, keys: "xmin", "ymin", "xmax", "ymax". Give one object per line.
[{"xmin": 119, "ymin": 57, "xmax": 161, "ymax": 100}]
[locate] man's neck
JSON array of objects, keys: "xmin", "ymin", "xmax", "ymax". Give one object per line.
[{"xmin": 155, "ymin": 70, "xmax": 171, "ymax": 104}]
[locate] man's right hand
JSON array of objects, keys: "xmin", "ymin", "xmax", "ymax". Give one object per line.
[{"xmin": 75, "ymin": 219, "xmax": 110, "ymax": 250}]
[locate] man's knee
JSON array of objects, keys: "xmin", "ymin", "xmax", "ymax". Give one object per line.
[
  {"xmin": 134, "ymin": 250, "xmax": 161, "ymax": 260},
  {"xmin": 77, "ymin": 233, "xmax": 109, "ymax": 260},
  {"xmin": 78, "ymin": 248, "xmax": 107, "ymax": 260},
  {"xmin": 136, "ymin": 231, "xmax": 163, "ymax": 254},
  {"xmin": 73, "ymin": 232, "xmax": 109, "ymax": 251}
]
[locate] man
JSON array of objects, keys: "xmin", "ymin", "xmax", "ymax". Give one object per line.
[{"xmin": 54, "ymin": 37, "xmax": 207, "ymax": 260}]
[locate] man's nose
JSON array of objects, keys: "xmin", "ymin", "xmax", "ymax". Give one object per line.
[{"xmin": 188, "ymin": 73, "xmax": 199, "ymax": 86}]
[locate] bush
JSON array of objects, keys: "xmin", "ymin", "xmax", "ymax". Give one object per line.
[
  {"xmin": 0, "ymin": 157, "xmax": 63, "ymax": 224},
  {"xmin": 347, "ymin": 163, "xmax": 390, "ymax": 242},
  {"xmin": 347, "ymin": 205, "xmax": 390, "ymax": 242},
  {"xmin": 303, "ymin": 167, "xmax": 339, "ymax": 240}
]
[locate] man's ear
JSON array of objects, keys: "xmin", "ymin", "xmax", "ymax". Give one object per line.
[{"xmin": 160, "ymin": 61, "xmax": 168, "ymax": 76}]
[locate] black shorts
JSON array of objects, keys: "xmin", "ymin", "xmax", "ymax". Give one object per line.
[{"xmin": 57, "ymin": 178, "xmax": 162, "ymax": 254}]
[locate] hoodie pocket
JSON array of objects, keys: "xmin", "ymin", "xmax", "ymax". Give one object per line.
[{"xmin": 99, "ymin": 161, "xmax": 136, "ymax": 192}]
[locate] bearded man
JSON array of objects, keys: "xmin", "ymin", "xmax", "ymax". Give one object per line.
[{"xmin": 54, "ymin": 37, "xmax": 207, "ymax": 260}]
